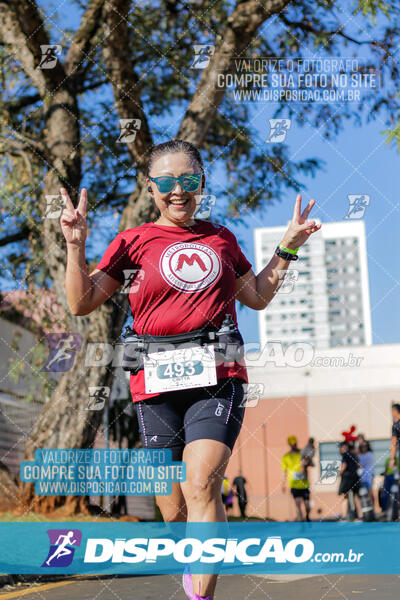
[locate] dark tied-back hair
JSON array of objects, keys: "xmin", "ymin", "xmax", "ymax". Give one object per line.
[
  {"xmin": 146, "ymin": 139, "xmax": 204, "ymax": 176},
  {"xmin": 392, "ymin": 403, "xmax": 400, "ymax": 414}
]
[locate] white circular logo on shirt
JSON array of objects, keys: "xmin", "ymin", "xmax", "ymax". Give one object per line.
[{"xmin": 159, "ymin": 242, "xmax": 222, "ymax": 292}]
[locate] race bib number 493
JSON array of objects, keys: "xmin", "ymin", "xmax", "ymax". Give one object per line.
[{"xmin": 143, "ymin": 344, "xmax": 217, "ymax": 393}]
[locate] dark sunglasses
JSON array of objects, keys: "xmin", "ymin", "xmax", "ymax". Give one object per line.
[{"xmin": 148, "ymin": 173, "xmax": 202, "ymax": 194}]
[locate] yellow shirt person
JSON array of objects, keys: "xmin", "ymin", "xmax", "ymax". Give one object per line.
[{"xmin": 281, "ymin": 450, "xmax": 310, "ymax": 489}]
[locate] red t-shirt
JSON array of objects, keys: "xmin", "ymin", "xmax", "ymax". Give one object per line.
[{"xmin": 95, "ymin": 219, "xmax": 252, "ymax": 402}]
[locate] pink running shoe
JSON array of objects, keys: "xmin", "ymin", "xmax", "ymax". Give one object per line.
[
  {"xmin": 182, "ymin": 564, "xmax": 194, "ymax": 599},
  {"xmin": 182, "ymin": 565, "xmax": 212, "ymax": 600}
]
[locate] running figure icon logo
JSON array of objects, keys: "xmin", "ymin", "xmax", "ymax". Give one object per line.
[
  {"xmin": 42, "ymin": 334, "xmax": 82, "ymax": 372},
  {"xmin": 344, "ymin": 194, "xmax": 370, "ymax": 219},
  {"xmin": 266, "ymin": 119, "xmax": 291, "ymax": 143},
  {"xmin": 42, "ymin": 529, "xmax": 82, "ymax": 567},
  {"xmin": 117, "ymin": 118, "xmax": 141, "ymax": 143},
  {"xmin": 85, "ymin": 386, "xmax": 110, "ymax": 411},
  {"xmin": 159, "ymin": 242, "xmax": 222, "ymax": 292},
  {"xmin": 193, "ymin": 194, "xmax": 216, "ymax": 219},
  {"xmin": 122, "ymin": 268, "xmax": 146, "ymax": 294},
  {"xmin": 190, "ymin": 44, "xmax": 215, "ymax": 69},
  {"xmin": 44, "ymin": 194, "xmax": 66, "ymax": 219},
  {"xmin": 318, "ymin": 460, "xmax": 342, "ymax": 484},
  {"xmin": 38, "ymin": 45, "xmax": 62, "ymax": 69}
]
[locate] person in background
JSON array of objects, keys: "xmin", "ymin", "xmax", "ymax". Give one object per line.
[
  {"xmin": 338, "ymin": 441, "xmax": 362, "ymax": 520},
  {"xmin": 357, "ymin": 433, "xmax": 367, "ymax": 448},
  {"xmin": 380, "ymin": 455, "xmax": 400, "ymax": 513},
  {"xmin": 233, "ymin": 474, "xmax": 248, "ymax": 519},
  {"xmin": 389, "ymin": 404, "xmax": 400, "ymax": 470},
  {"xmin": 281, "ymin": 435, "xmax": 311, "ymax": 522},
  {"xmin": 358, "ymin": 440, "xmax": 375, "ymax": 503},
  {"xmin": 221, "ymin": 475, "xmax": 234, "ymax": 515},
  {"xmin": 301, "ymin": 437, "xmax": 316, "ymax": 476}
]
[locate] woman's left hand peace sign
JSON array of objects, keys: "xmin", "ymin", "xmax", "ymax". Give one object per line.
[{"xmin": 281, "ymin": 194, "xmax": 321, "ymax": 250}]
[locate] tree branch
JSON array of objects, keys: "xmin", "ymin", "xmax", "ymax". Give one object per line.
[
  {"xmin": 177, "ymin": 0, "xmax": 292, "ymax": 145},
  {"xmin": 4, "ymin": 92, "xmax": 41, "ymax": 114},
  {"xmin": 0, "ymin": 0, "xmax": 67, "ymax": 96},
  {"xmin": 3, "ymin": 78, "xmax": 108, "ymax": 116},
  {"xmin": 2, "ymin": 148, "xmax": 36, "ymax": 182},
  {"xmin": 0, "ymin": 130, "xmax": 51, "ymax": 170},
  {"xmin": 0, "ymin": 0, "xmax": 106, "ymax": 107},
  {"xmin": 101, "ymin": 0, "xmax": 153, "ymax": 172},
  {"xmin": 279, "ymin": 15, "xmax": 394, "ymax": 60},
  {"xmin": 78, "ymin": 77, "xmax": 109, "ymax": 94},
  {"xmin": 5, "ymin": 128, "xmax": 46, "ymax": 154},
  {"xmin": 65, "ymin": 0, "xmax": 106, "ymax": 78},
  {"xmin": 0, "ymin": 225, "xmax": 30, "ymax": 247},
  {"xmin": 0, "ymin": 2, "xmax": 46, "ymax": 96},
  {"xmin": 0, "ymin": 134, "xmax": 71, "ymax": 188}
]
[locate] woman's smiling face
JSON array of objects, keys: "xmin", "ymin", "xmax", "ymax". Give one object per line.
[{"xmin": 146, "ymin": 151, "xmax": 205, "ymax": 227}]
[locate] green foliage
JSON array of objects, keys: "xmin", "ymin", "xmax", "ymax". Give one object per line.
[
  {"xmin": 383, "ymin": 120, "xmax": 400, "ymax": 149},
  {"xmin": 355, "ymin": 0, "xmax": 391, "ymax": 19}
]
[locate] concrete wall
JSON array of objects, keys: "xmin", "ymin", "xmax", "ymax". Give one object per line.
[{"xmin": 226, "ymin": 395, "xmax": 309, "ymax": 521}]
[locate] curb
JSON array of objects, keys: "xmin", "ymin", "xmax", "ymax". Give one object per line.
[{"xmin": 0, "ymin": 574, "xmax": 72, "ymax": 589}]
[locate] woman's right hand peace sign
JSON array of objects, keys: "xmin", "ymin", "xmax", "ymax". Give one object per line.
[{"xmin": 60, "ymin": 187, "xmax": 88, "ymax": 246}]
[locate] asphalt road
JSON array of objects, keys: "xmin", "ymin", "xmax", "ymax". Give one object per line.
[{"xmin": 1, "ymin": 574, "xmax": 399, "ymax": 600}]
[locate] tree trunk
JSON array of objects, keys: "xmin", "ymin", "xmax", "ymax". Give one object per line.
[
  {"xmin": 20, "ymin": 80, "xmax": 138, "ymax": 514},
  {"xmin": 21, "ymin": 292, "xmax": 130, "ymax": 514},
  {"xmin": 0, "ymin": 462, "xmax": 19, "ymax": 512}
]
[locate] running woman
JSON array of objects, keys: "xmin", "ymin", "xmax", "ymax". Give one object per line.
[{"xmin": 62, "ymin": 139, "xmax": 321, "ymax": 599}]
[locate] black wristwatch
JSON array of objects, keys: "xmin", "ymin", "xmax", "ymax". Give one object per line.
[{"xmin": 275, "ymin": 245, "xmax": 299, "ymax": 261}]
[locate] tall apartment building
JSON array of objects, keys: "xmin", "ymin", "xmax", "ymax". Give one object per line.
[{"xmin": 254, "ymin": 220, "xmax": 373, "ymax": 349}]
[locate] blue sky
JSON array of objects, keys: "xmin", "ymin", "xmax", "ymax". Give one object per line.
[{"xmin": 229, "ymin": 115, "xmax": 400, "ymax": 346}]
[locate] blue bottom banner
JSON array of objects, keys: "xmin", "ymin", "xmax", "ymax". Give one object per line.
[{"xmin": 1, "ymin": 522, "xmax": 399, "ymax": 574}]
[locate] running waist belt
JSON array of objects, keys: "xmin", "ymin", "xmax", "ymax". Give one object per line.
[{"xmin": 120, "ymin": 314, "xmax": 244, "ymax": 374}]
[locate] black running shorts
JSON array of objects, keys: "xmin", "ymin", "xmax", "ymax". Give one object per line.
[
  {"xmin": 136, "ymin": 377, "xmax": 246, "ymax": 461},
  {"xmin": 338, "ymin": 474, "xmax": 360, "ymax": 496},
  {"xmin": 291, "ymin": 488, "xmax": 310, "ymax": 501}
]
